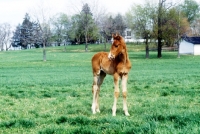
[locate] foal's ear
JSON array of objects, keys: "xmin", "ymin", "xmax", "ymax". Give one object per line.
[
  {"xmin": 112, "ymin": 33, "xmax": 115, "ymax": 38},
  {"xmin": 112, "ymin": 33, "xmax": 121, "ymax": 40}
]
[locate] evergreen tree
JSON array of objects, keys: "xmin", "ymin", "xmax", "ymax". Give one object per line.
[
  {"xmin": 11, "ymin": 13, "xmax": 42, "ymax": 49},
  {"xmin": 20, "ymin": 13, "xmax": 33, "ymax": 48},
  {"xmin": 11, "ymin": 24, "xmax": 22, "ymax": 47}
]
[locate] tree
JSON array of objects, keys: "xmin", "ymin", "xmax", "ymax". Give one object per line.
[
  {"xmin": 68, "ymin": 3, "xmax": 98, "ymax": 50},
  {"xmin": 180, "ymin": 0, "xmax": 200, "ymax": 23},
  {"xmin": 38, "ymin": 22, "xmax": 51, "ymax": 61},
  {"xmin": 60, "ymin": 14, "xmax": 71, "ymax": 51},
  {"xmin": 99, "ymin": 15, "xmax": 115, "ymax": 51},
  {"xmin": 81, "ymin": 3, "xmax": 93, "ymax": 52},
  {"xmin": 156, "ymin": 0, "xmax": 192, "ymax": 58},
  {"xmin": 180, "ymin": 0, "xmax": 200, "ymax": 36},
  {"xmin": 11, "ymin": 14, "xmax": 42, "ymax": 49},
  {"xmin": 161, "ymin": 7, "xmax": 189, "ymax": 46},
  {"xmin": 192, "ymin": 19, "xmax": 200, "ymax": 36},
  {"xmin": 31, "ymin": 2, "xmax": 52, "ymax": 61},
  {"xmin": 51, "ymin": 13, "xmax": 70, "ymax": 48},
  {"xmin": 113, "ymin": 14, "xmax": 127, "ymax": 36},
  {"xmin": 126, "ymin": 3, "xmax": 155, "ymax": 58},
  {"xmin": 157, "ymin": 0, "xmax": 165, "ymax": 58},
  {"xmin": 0, "ymin": 23, "xmax": 11, "ymax": 51},
  {"xmin": 98, "ymin": 13, "xmax": 126, "ymax": 51},
  {"xmin": 12, "ymin": 24, "xmax": 22, "ymax": 48},
  {"xmin": 20, "ymin": 13, "xmax": 34, "ymax": 48},
  {"xmin": 69, "ymin": 14, "xmax": 83, "ymax": 44},
  {"xmin": 126, "ymin": 0, "xmax": 190, "ymax": 58}
]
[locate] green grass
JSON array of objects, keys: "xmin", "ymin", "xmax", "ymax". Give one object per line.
[{"xmin": 0, "ymin": 44, "xmax": 200, "ymax": 133}]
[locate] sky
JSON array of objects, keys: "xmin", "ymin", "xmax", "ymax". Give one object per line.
[
  {"xmin": 0, "ymin": 0, "xmax": 145, "ymax": 28},
  {"xmin": 0, "ymin": 0, "xmax": 195, "ymax": 29}
]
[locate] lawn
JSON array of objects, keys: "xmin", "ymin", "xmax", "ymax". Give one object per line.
[{"xmin": 0, "ymin": 44, "xmax": 200, "ymax": 134}]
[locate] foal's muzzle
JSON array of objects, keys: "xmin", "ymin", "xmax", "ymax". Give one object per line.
[{"xmin": 108, "ymin": 52, "xmax": 115, "ymax": 60}]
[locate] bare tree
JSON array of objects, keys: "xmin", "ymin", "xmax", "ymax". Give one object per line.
[
  {"xmin": 81, "ymin": 3, "xmax": 93, "ymax": 52},
  {"xmin": 99, "ymin": 15, "xmax": 115, "ymax": 51},
  {"xmin": 113, "ymin": 14, "xmax": 127, "ymax": 36},
  {"xmin": 90, "ymin": 0, "xmax": 107, "ymax": 26},
  {"xmin": 0, "ymin": 23, "xmax": 11, "ymax": 51},
  {"xmin": 126, "ymin": 2, "xmax": 156, "ymax": 58},
  {"xmin": 31, "ymin": 1, "xmax": 52, "ymax": 61}
]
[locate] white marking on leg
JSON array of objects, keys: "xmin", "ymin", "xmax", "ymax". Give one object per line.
[
  {"xmin": 92, "ymin": 85, "xmax": 98, "ymax": 114},
  {"xmin": 95, "ymin": 89, "xmax": 100, "ymax": 113},
  {"xmin": 122, "ymin": 75, "xmax": 130, "ymax": 116},
  {"xmin": 112, "ymin": 91, "xmax": 119, "ymax": 116},
  {"xmin": 112, "ymin": 74, "xmax": 119, "ymax": 116}
]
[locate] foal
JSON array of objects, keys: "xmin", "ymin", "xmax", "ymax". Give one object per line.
[{"xmin": 91, "ymin": 34, "xmax": 131, "ymax": 116}]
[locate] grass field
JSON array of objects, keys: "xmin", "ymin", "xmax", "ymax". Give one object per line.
[{"xmin": 0, "ymin": 44, "xmax": 200, "ymax": 134}]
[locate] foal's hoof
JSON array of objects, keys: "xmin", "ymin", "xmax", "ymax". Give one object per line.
[
  {"xmin": 112, "ymin": 111, "xmax": 116, "ymax": 116},
  {"xmin": 112, "ymin": 113, "xmax": 116, "ymax": 116},
  {"xmin": 96, "ymin": 109, "xmax": 100, "ymax": 113},
  {"xmin": 92, "ymin": 109, "xmax": 100, "ymax": 114},
  {"xmin": 124, "ymin": 111, "xmax": 130, "ymax": 116}
]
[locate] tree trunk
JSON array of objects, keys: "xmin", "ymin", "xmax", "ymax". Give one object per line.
[
  {"xmin": 1, "ymin": 43, "xmax": 4, "ymax": 51},
  {"xmin": 157, "ymin": 39, "xmax": 162, "ymax": 58},
  {"xmin": 64, "ymin": 43, "xmax": 67, "ymax": 52},
  {"xmin": 177, "ymin": 41, "xmax": 180, "ymax": 58},
  {"xmin": 43, "ymin": 41, "xmax": 46, "ymax": 61},
  {"xmin": 104, "ymin": 38, "xmax": 107, "ymax": 51},
  {"xmin": 85, "ymin": 32, "xmax": 88, "ymax": 52},
  {"xmin": 157, "ymin": 0, "xmax": 162, "ymax": 58},
  {"xmin": 145, "ymin": 38, "xmax": 149, "ymax": 59}
]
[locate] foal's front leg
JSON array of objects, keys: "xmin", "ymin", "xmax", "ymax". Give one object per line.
[
  {"xmin": 112, "ymin": 73, "xmax": 119, "ymax": 116},
  {"xmin": 122, "ymin": 74, "xmax": 130, "ymax": 116}
]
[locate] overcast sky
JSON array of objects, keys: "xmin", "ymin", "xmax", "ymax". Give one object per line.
[
  {"xmin": 0, "ymin": 0, "xmax": 145, "ymax": 27},
  {"xmin": 0, "ymin": 0, "xmax": 195, "ymax": 29}
]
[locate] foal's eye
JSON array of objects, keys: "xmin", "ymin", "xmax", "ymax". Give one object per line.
[{"xmin": 115, "ymin": 45, "xmax": 118, "ymax": 48}]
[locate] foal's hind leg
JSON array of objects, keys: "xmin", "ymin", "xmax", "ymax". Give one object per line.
[
  {"xmin": 92, "ymin": 71, "xmax": 106, "ymax": 114},
  {"xmin": 95, "ymin": 71, "xmax": 106, "ymax": 113}
]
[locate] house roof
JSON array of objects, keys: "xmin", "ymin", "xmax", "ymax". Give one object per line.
[{"xmin": 182, "ymin": 36, "xmax": 200, "ymax": 44}]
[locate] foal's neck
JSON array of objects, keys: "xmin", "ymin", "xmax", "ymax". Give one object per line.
[{"xmin": 118, "ymin": 51, "xmax": 128, "ymax": 64}]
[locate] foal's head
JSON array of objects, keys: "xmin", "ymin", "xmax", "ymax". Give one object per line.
[{"xmin": 108, "ymin": 33, "xmax": 126, "ymax": 60}]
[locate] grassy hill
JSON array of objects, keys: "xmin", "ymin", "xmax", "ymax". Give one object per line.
[{"xmin": 0, "ymin": 44, "xmax": 200, "ymax": 133}]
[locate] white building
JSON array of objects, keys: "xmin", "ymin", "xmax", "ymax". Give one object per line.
[
  {"xmin": 124, "ymin": 28, "xmax": 144, "ymax": 43},
  {"xmin": 179, "ymin": 36, "xmax": 200, "ymax": 55}
]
